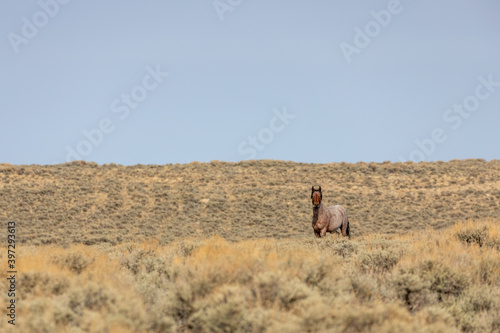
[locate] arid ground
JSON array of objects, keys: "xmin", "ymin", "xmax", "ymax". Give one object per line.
[
  {"xmin": 0, "ymin": 159, "xmax": 499, "ymax": 332},
  {"xmin": 0, "ymin": 159, "xmax": 499, "ymax": 245}
]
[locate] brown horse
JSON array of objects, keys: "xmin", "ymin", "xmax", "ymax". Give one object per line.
[{"xmin": 311, "ymin": 186, "xmax": 350, "ymax": 238}]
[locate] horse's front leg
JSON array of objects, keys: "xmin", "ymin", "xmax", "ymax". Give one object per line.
[{"xmin": 320, "ymin": 227, "xmax": 327, "ymax": 237}]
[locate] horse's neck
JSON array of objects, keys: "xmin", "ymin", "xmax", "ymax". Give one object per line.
[{"xmin": 312, "ymin": 204, "xmax": 325, "ymax": 221}]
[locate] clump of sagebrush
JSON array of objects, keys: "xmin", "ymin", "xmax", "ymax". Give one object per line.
[
  {"xmin": 448, "ymin": 286, "xmax": 500, "ymax": 332},
  {"xmin": 51, "ymin": 251, "xmax": 94, "ymax": 274},
  {"xmin": 454, "ymin": 219, "xmax": 500, "ymax": 249},
  {"xmin": 334, "ymin": 239, "xmax": 360, "ymax": 258},
  {"xmin": 392, "ymin": 260, "xmax": 469, "ymax": 312},
  {"xmin": 359, "ymin": 247, "xmax": 403, "ymax": 273}
]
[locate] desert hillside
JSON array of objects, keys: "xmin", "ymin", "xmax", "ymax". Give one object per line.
[{"xmin": 0, "ymin": 159, "xmax": 499, "ymax": 245}]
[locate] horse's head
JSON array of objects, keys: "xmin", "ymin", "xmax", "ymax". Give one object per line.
[{"xmin": 311, "ymin": 186, "xmax": 322, "ymax": 208}]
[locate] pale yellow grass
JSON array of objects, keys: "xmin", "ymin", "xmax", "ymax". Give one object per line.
[{"xmin": 0, "ymin": 219, "xmax": 499, "ymax": 332}]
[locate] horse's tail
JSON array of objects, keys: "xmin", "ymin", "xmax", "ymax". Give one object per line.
[{"xmin": 341, "ymin": 207, "xmax": 350, "ymax": 238}]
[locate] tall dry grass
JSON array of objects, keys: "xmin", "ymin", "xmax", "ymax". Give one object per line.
[{"xmin": 1, "ymin": 219, "xmax": 499, "ymax": 332}]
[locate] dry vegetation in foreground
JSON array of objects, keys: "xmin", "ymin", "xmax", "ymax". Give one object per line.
[
  {"xmin": 1, "ymin": 220, "xmax": 499, "ymax": 332},
  {"xmin": 0, "ymin": 159, "xmax": 499, "ymax": 245}
]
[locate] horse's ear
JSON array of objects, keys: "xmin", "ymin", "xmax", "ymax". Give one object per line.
[
  {"xmin": 319, "ymin": 186, "xmax": 322, "ymax": 192},
  {"xmin": 311, "ymin": 186, "xmax": 315, "ymax": 191}
]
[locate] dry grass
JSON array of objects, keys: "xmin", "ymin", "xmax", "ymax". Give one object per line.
[
  {"xmin": 1, "ymin": 220, "xmax": 499, "ymax": 332},
  {"xmin": 0, "ymin": 159, "xmax": 499, "ymax": 332},
  {"xmin": 0, "ymin": 159, "xmax": 499, "ymax": 245}
]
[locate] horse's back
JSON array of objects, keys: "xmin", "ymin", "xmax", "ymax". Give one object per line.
[
  {"xmin": 326, "ymin": 205, "xmax": 348, "ymax": 230},
  {"xmin": 327, "ymin": 204, "xmax": 347, "ymax": 216}
]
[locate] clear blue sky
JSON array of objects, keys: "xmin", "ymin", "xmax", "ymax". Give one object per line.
[{"xmin": 1, "ymin": 0, "xmax": 499, "ymax": 165}]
